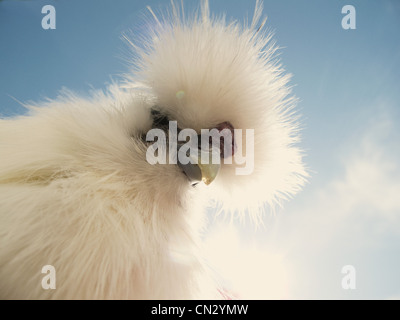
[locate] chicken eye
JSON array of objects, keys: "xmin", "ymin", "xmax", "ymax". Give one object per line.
[{"xmin": 151, "ymin": 107, "xmax": 170, "ymax": 129}]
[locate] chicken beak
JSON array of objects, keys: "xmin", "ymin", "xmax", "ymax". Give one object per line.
[
  {"xmin": 178, "ymin": 149, "xmax": 220, "ymax": 185},
  {"xmin": 198, "ymin": 151, "xmax": 220, "ymax": 185}
]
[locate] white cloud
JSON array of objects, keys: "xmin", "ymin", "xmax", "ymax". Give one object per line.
[{"xmin": 205, "ymin": 106, "xmax": 400, "ymax": 299}]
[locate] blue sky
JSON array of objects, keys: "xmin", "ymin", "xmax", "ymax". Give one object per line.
[{"xmin": 1, "ymin": 0, "xmax": 400, "ymax": 299}]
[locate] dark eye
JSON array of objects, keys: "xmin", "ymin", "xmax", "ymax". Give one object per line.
[{"xmin": 151, "ymin": 107, "xmax": 170, "ymax": 129}]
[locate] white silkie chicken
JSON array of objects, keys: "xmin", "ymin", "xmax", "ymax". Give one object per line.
[{"xmin": 0, "ymin": 1, "xmax": 306, "ymax": 299}]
